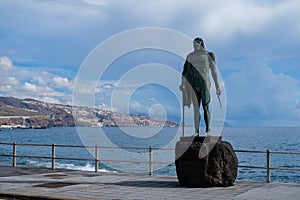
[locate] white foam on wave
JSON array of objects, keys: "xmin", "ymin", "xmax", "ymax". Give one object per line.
[{"xmin": 23, "ymin": 160, "xmax": 113, "ymax": 173}]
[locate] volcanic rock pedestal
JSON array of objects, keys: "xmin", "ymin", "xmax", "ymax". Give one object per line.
[{"xmin": 175, "ymin": 136, "xmax": 238, "ymax": 187}]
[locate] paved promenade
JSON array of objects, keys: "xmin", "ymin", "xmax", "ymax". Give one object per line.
[{"xmin": 0, "ymin": 165, "xmax": 299, "ymax": 200}]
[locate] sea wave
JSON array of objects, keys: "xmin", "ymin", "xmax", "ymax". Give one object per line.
[{"xmin": 22, "ymin": 160, "xmax": 113, "ymax": 173}]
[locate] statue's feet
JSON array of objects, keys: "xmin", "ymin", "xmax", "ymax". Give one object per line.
[{"xmin": 206, "ymin": 128, "xmax": 211, "ymax": 136}]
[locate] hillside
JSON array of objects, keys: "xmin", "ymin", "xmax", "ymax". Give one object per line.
[{"xmin": 0, "ymin": 96, "xmax": 179, "ymax": 128}]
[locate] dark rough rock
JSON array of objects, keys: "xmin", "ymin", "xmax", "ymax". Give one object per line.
[{"xmin": 175, "ymin": 136, "xmax": 238, "ymax": 187}]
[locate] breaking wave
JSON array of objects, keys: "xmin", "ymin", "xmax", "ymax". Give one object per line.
[{"xmin": 22, "ymin": 160, "xmax": 113, "ymax": 173}]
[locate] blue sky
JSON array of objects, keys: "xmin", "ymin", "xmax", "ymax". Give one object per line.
[{"xmin": 1, "ymin": 0, "xmax": 300, "ymax": 126}]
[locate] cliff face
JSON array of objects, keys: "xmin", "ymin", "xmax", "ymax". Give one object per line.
[{"xmin": 0, "ymin": 97, "xmax": 179, "ymax": 128}]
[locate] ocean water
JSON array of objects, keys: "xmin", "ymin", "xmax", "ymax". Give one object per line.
[{"xmin": 0, "ymin": 127, "xmax": 299, "ymax": 183}]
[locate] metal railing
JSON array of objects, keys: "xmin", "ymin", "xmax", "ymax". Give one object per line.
[
  {"xmin": 235, "ymin": 149, "xmax": 300, "ymax": 182},
  {"xmin": 0, "ymin": 142, "xmax": 174, "ymax": 176},
  {"xmin": 0, "ymin": 142, "xmax": 300, "ymax": 182}
]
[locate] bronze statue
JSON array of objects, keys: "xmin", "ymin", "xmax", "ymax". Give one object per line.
[{"xmin": 180, "ymin": 37, "xmax": 221, "ymax": 136}]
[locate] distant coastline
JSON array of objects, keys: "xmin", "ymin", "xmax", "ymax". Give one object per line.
[{"xmin": 0, "ymin": 96, "xmax": 179, "ymax": 129}]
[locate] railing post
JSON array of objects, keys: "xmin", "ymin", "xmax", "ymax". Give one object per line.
[
  {"xmin": 149, "ymin": 146, "xmax": 153, "ymax": 176},
  {"xmin": 13, "ymin": 142, "xmax": 17, "ymax": 167},
  {"xmin": 52, "ymin": 144, "xmax": 56, "ymax": 170},
  {"xmin": 266, "ymin": 150, "xmax": 270, "ymax": 183},
  {"xmin": 95, "ymin": 145, "xmax": 99, "ymax": 172}
]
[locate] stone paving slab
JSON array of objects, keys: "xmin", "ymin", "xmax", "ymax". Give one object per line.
[{"xmin": 0, "ymin": 165, "xmax": 299, "ymax": 200}]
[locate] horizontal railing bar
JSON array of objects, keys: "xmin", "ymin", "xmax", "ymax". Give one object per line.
[
  {"xmin": 56, "ymin": 145, "xmax": 175, "ymax": 150},
  {"xmin": 239, "ymin": 165, "xmax": 300, "ymax": 171},
  {"xmin": 101, "ymin": 159, "xmax": 150, "ymax": 164},
  {"xmin": 239, "ymin": 165, "xmax": 267, "ymax": 169},
  {"xmin": 14, "ymin": 143, "xmax": 52, "ymax": 147},
  {"xmin": 270, "ymin": 151, "xmax": 300, "ymax": 155},
  {"xmin": 234, "ymin": 150, "xmax": 300, "ymax": 155},
  {"xmin": 0, "ymin": 142, "xmax": 94, "ymax": 149},
  {"xmin": 0, "ymin": 154, "xmax": 12, "ymax": 157},
  {"xmin": 100, "ymin": 146, "xmax": 151, "ymax": 150},
  {"xmin": 54, "ymin": 144, "xmax": 94, "ymax": 148},
  {"xmin": 0, "ymin": 142, "xmax": 14, "ymax": 145},
  {"xmin": 20, "ymin": 144, "xmax": 94, "ymax": 148},
  {"xmin": 270, "ymin": 167, "xmax": 300, "ymax": 171},
  {"xmin": 14, "ymin": 155, "xmax": 95, "ymax": 161},
  {"xmin": 100, "ymin": 160, "xmax": 175, "ymax": 165},
  {"xmin": 101, "ymin": 146, "xmax": 176, "ymax": 151},
  {"xmin": 15, "ymin": 155, "xmax": 52, "ymax": 159},
  {"xmin": 152, "ymin": 161, "xmax": 175, "ymax": 165},
  {"xmin": 235, "ymin": 150, "xmax": 267, "ymax": 153},
  {"xmin": 101, "ymin": 160, "xmax": 175, "ymax": 165},
  {"xmin": 152, "ymin": 147, "xmax": 175, "ymax": 151}
]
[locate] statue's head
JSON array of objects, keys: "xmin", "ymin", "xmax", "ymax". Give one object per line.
[{"xmin": 193, "ymin": 37, "xmax": 205, "ymax": 51}]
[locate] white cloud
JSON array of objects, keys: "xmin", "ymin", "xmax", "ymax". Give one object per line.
[
  {"xmin": 97, "ymin": 0, "xmax": 300, "ymax": 42},
  {"xmin": 20, "ymin": 83, "xmax": 65, "ymax": 97},
  {"xmin": 23, "ymin": 82, "xmax": 37, "ymax": 92},
  {"xmin": 7, "ymin": 78, "xmax": 19, "ymax": 88},
  {"xmin": 129, "ymin": 100, "xmax": 148, "ymax": 114},
  {"xmin": 0, "ymin": 56, "xmax": 72, "ymax": 104},
  {"xmin": 1, "ymin": 0, "xmax": 300, "ymax": 68},
  {"xmin": 0, "ymin": 56, "xmax": 14, "ymax": 70},
  {"xmin": 52, "ymin": 76, "xmax": 73, "ymax": 89},
  {"xmin": 99, "ymin": 82, "xmax": 116, "ymax": 90},
  {"xmin": 5, "ymin": 77, "xmax": 19, "ymax": 85},
  {"xmin": 32, "ymin": 76, "xmax": 46, "ymax": 85},
  {"xmin": 53, "ymin": 76, "xmax": 68, "ymax": 84},
  {"xmin": 225, "ymin": 58, "xmax": 300, "ymax": 125},
  {"xmin": 13, "ymin": 0, "xmax": 106, "ymax": 33}
]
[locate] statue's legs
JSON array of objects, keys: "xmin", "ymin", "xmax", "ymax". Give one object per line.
[
  {"xmin": 192, "ymin": 85, "xmax": 211, "ymax": 135},
  {"xmin": 203, "ymin": 104, "xmax": 210, "ymax": 133},
  {"xmin": 202, "ymin": 88, "xmax": 211, "ymax": 134},
  {"xmin": 192, "ymin": 92, "xmax": 201, "ymax": 135},
  {"xmin": 193, "ymin": 105, "xmax": 200, "ymax": 134}
]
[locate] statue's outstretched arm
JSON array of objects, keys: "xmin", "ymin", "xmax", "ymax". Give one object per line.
[{"xmin": 208, "ymin": 52, "xmax": 221, "ymax": 95}]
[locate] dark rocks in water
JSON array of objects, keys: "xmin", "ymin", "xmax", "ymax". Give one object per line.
[{"xmin": 175, "ymin": 136, "xmax": 238, "ymax": 187}]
